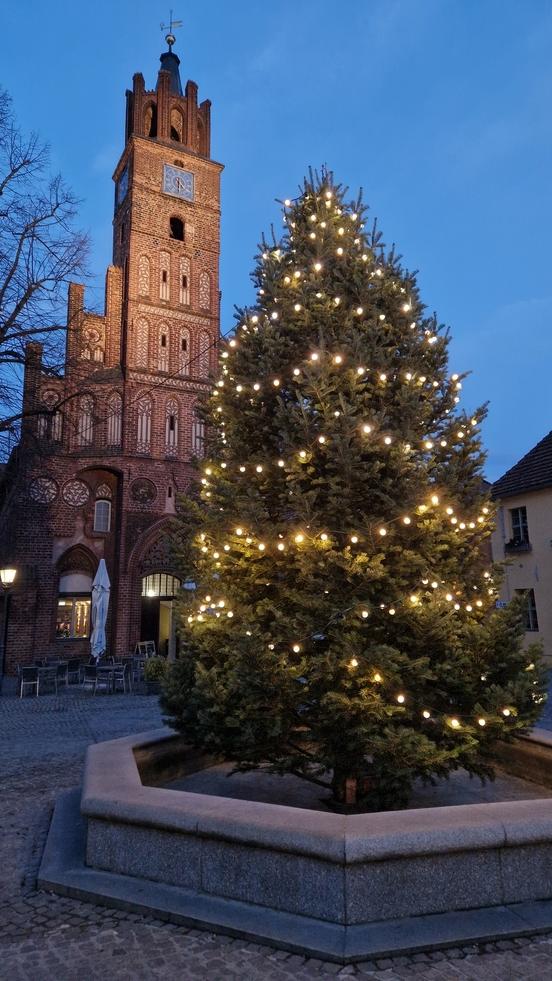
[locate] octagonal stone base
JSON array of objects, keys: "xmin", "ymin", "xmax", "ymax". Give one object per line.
[{"xmin": 38, "ymin": 727, "xmax": 552, "ymax": 962}]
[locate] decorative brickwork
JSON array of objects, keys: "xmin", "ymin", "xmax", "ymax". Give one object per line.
[{"xmin": 0, "ymin": 41, "xmax": 222, "ymax": 672}]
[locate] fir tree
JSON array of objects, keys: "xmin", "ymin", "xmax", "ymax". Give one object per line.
[{"xmin": 162, "ymin": 170, "xmax": 546, "ymax": 811}]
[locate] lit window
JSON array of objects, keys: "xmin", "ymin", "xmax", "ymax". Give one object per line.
[
  {"xmin": 94, "ymin": 500, "xmax": 111, "ymax": 533},
  {"xmin": 56, "ymin": 597, "xmax": 91, "ymax": 639}
]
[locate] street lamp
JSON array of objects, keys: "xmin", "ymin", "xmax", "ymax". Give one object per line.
[{"xmin": 0, "ymin": 567, "xmax": 17, "ymax": 693}]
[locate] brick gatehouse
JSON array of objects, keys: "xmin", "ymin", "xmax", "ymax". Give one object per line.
[{"xmin": 0, "ymin": 40, "xmax": 222, "ymax": 673}]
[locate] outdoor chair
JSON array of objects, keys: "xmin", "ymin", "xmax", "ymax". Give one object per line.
[
  {"xmin": 112, "ymin": 661, "xmax": 131, "ymax": 694},
  {"xmin": 19, "ymin": 666, "xmax": 39, "ymax": 698},
  {"xmin": 56, "ymin": 662, "xmax": 69, "ymax": 690},
  {"xmin": 82, "ymin": 664, "xmax": 98, "ymax": 694},
  {"xmin": 67, "ymin": 658, "xmax": 82, "ymax": 684}
]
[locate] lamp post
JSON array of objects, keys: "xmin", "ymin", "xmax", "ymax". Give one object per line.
[{"xmin": 0, "ymin": 567, "xmax": 17, "ymax": 693}]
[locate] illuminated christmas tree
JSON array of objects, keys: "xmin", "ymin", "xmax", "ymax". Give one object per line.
[{"xmin": 163, "ymin": 170, "xmax": 546, "ymax": 810}]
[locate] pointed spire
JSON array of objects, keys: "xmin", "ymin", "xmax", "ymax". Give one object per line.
[{"xmin": 159, "ymin": 46, "xmax": 183, "ymax": 95}]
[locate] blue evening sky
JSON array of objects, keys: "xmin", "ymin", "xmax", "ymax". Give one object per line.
[{"xmin": 2, "ymin": 0, "xmax": 551, "ymax": 481}]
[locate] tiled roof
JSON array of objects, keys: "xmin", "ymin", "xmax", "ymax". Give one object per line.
[{"xmin": 492, "ymin": 431, "xmax": 552, "ymax": 499}]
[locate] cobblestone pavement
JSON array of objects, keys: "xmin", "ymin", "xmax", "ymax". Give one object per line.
[{"xmin": 3, "ymin": 690, "xmax": 552, "ymax": 979}]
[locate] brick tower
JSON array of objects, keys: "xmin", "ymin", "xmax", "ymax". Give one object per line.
[{"xmin": 0, "ymin": 37, "xmax": 222, "ymax": 674}]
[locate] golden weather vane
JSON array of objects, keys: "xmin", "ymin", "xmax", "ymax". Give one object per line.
[{"xmin": 160, "ymin": 10, "xmax": 183, "ymax": 51}]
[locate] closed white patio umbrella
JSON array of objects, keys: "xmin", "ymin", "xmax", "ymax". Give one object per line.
[{"xmin": 90, "ymin": 559, "xmax": 111, "ymax": 662}]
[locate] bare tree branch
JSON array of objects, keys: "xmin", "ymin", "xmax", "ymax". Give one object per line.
[{"xmin": 0, "ymin": 88, "xmax": 89, "ymax": 455}]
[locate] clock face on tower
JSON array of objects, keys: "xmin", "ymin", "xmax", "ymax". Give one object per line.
[{"xmin": 163, "ymin": 164, "xmax": 194, "ymax": 201}]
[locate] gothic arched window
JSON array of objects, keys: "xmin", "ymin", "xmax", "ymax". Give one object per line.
[
  {"xmin": 144, "ymin": 103, "xmax": 157, "ymax": 138},
  {"xmin": 199, "ymin": 271, "xmax": 211, "ymax": 311},
  {"xmin": 170, "ymin": 216, "xmax": 184, "ymax": 241},
  {"xmin": 107, "ymin": 393, "xmax": 122, "ymax": 447},
  {"xmin": 138, "ymin": 255, "xmax": 150, "ymax": 296},
  {"xmin": 76, "ymin": 395, "xmax": 94, "ymax": 447},
  {"xmin": 158, "ymin": 327, "xmax": 169, "ymax": 372},
  {"xmin": 135, "ymin": 318, "xmax": 149, "ymax": 368},
  {"xmin": 179, "ymin": 327, "xmax": 190, "ymax": 375},
  {"xmin": 165, "ymin": 398, "xmax": 179, "ymax": 457},
  {"xmin": 159, "ymin": 251, "xmax": 170, "ymax": 301},
  {"xmin": 170, "ymin": 108, "xmax": 184, "ymax": 142},
  {"xmin": 179, "ymin": 257, "xmax": 190, "ymax": 305},
  {"xmin": 136, "ymin": 396, "xmax": 152, "ymax": 454},
  {"xmin": 191, "ymin": 412, "xmax": 206, "ymax": 458},
  {"xmin": 198, "ymin": 330, "xmax": 210, "ymax": 377}
]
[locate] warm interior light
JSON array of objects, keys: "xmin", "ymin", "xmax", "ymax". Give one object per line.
[{"xmin": 0, "ymin": 568, "xmax": 16, "ymax": 586}]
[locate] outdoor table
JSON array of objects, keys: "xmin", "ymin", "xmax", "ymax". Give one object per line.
[
  {"xmin": 96, "ymin": 665, "xmax": 117, "ymax": 693},
  {"xmin": 37, "ymin": 666, "xmax": 57, "ymax": 692}
]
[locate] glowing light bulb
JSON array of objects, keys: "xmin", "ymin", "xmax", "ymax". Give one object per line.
[
  {"xmin": 379, "ymin": 373, "xmax": 387, "ymax": 382},
  {"xmin": 357, "ymin": 366, "xmax": 365, "ymax": 375},
  {"xmin": 294, "ymin": 533, "xmax": 304, "ymax": 543},
  {"xmin": 431, "ymin": 495, "xmax": 439, "ymax": 505},
  {"xmin": 373, "ymin": 672, "xmax": 383, "ymax": 683},
  {"xmin": 379, "ymin": 528, "xmax": 387, "ymax": 537},
  {"xmin": 336, "ymin": 247, "xmax": 343, "ymax": 255},
  {"xmin": 450, "ymin": 718, "xmax": 460, "ymax": 729},
  {"xmin": 320, "ymin": 533, "xmax": 328, "ymax": 542},
  {"xmin": 256, "ymin": 465, "xmax": 263, "ymax": 473},
  {"xmin": 410, "ymin": 595, "xmax": 418, "ymax": 605},
  {"xmin": 431, "ymin": 581, "xmax": 438, "ymax": 589},
  {"xmin": 361, "ymin": 610, "xmax": 369, "ymax": 618},
  {"xmin": 253, "ymin": 383, "xmax": 260, "ymax": 391},
  {"xmin": 227, "ymin": 611, "xmax": 233, "ymax": 618},
  {"xmin": 293, "ymin": 644, "xmax": 301, "ymax": 653},
  {"xmin": 425, "ymin": 441, "xmax": 434, "ymax": 450},
  {"xmin": 350, "ymin": 535, "xmax": 359, "ymax": 544},
  {"xmin": 294, "ymin": 303, "xmax": 301, "ymax": 311},
  {"xmin": 403, "ymin": 516, "xmax": 411, "ymax": 525},
  {"xmin": 502, "ymin": 708, "xmax": 511, "ymax": 717},
  {"xmin": 273, "ymin": 378, "xmax": 280, "ymax": 387},
  {"xmin": 258, "ymin": 543, "xmax": 265, "ymax": 551},
  {"xmin": 277, "ymin": 543, "xmax": 285, "ymax": 551},
  {"xmin": 423, "ymin": 710, "xmax": 431, "ymax": 719},
  {"xmin": 310, "ymin": 352, "xmax": 319, "ymax": 361},
  {"xmin": 362, "ymin": 424, "xmax": 372, "ymax": 434},
  {"xmin": 397, "ymin": 694, "xmax": 405, "ymax": 704},
  {"xmin": 318, "ymin": 435, "xmax": 326, "ymax": 443},
  {"xmin": 356, "ymin": 306, "xmax": 364, "ymax": 315},
  {"xmin": 278, "ymin": 459, "xmax": 285, "ymax": 467},
  {"xmin": 314, "ymin": 262, "xmax": 322, "ymax": 272},
  {"xmin": 334, "ymin": 297, "xmax": 341, "ymax": 305},
  {"xmin": 235, "ymin": 527, "xmax": 243, "ymax": 535},
  {"xmin": 333, "ymin": 354, "xmax": 343, "ymax": 364},
  {"xmin": 379, "ymin": 314, "xmax": 385, "ymax": 321},
  {"xmin": 299, "ymin": 450, "xmax": 307, "ymax": 459},
  {"xmin": 384, "ymin": 436, "xmax": 392, "ymax": 445},
  {"xmin": 350, "ymin": 657, "xmax": 358, "ymax": 667}
]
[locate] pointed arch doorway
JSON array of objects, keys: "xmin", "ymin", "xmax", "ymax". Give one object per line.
[{"xmin": 140, "ymin": 573, "xmax": 181, "ymax": 659}]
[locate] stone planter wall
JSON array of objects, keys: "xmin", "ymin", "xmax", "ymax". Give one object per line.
[{"xmin": 81, "ymin": 728, "xmax": 552, "ymax": 928}]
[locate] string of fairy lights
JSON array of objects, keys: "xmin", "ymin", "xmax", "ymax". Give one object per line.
[{"xmin": 182, "ymin": 184, "xmax": 543, "ymax": 734}]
